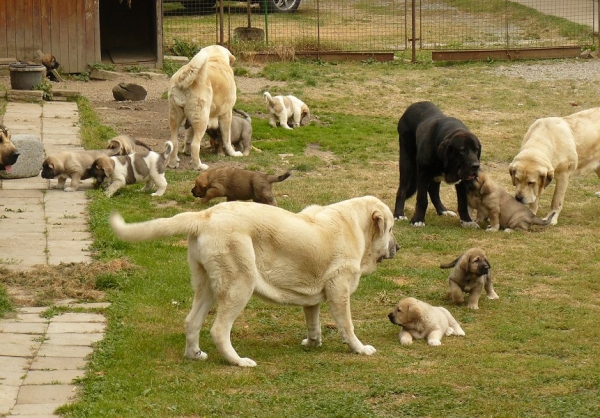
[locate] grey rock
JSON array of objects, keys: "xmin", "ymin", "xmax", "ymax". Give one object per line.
[
  {"xmin": 0, "ymin": 134, "xmax": 44, "ymax": 179},
  {"xmin": 112, "ymin": 83, "xmax": 147, "ymax": 101}
]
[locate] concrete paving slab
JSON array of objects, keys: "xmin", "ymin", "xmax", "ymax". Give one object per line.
[
  {"xmin": 0, "ymin": 333, "xmax": 41, "ymax": 346},
  {"xmin": 0, "ymin": 342, "xmax": 38, "ymax": 357},
  {"xmin": 46, "ymin": 322, "xmax": 106, "ymax": 334},
  {"xmin": 11, "ymin": 402, "xmax": 64, "ymax": 416},
  {"xmin": 0, "ymin": 386, "xmax": 19, "ymax": 414},
  {"xmin": 46, "ymin": 333, "xmax": 104, "ymax": 346},
  {"xmin": 49, "ymin": 313, "xmax": 106, "ymax": 324},
  {"xmin": 0, "ymin": 356, "xmax": 30, "ymax": 372},
  {"xmin": 23, "ymin": 370, "xmax": 84, "ymax": 385},
  {"xmin": 0, "ymin": 322, "xmax": 48, "ymax": 334},
  {"xmin": 1, "ymin": 371, "xmax": 26, "ymax": 386},
  {"xmin": 11, "ymin": 314, "xmax": 50, "ymax": 324},
  {"xmin": 30, "ymin": 357, "xmax": 87, "ymax": 371},
  {"xmin": 36, "ymin": 344, "xmax": 93, "ymax": 358}
]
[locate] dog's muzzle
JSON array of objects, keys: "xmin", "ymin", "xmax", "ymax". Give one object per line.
[{"xmin": 387, "ymin": 313, "xmax": 399, "ymax": 325}]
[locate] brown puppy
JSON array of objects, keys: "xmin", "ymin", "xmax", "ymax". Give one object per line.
[
  {"xmin": 440, "ymin": 248, "xmax": 498, "ymax": 310},
  {"xmin": 388, "ymin": 297, "xmax": 465, "ymax": 346},
  {"xmin": 41, "ymin": 148, "xmax": 120, "ymax": 191},
  {"xmin": 467, "ymin": 171, "xmax": 554, "ymax": 232},
  {"xmin": 191, "ymin": 166, "xmax": 291, "ymax": 205},
  {"xmin": 106, "ymin": 134, "xmax": 152, "ymax": 155},
  {"xmin": 0, "ymin": 124, "xmax": 20, "ymax": 173}
]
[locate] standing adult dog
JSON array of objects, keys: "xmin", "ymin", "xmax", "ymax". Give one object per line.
[
  {"xmin": 508, "ymin": 107, "xmax": 600, "ymax": 225},
  {"xmin": 168, "ymin": 44, "xmax": 243, "ymax": 170},
  {"xmin": 0, "ymin": 124, "xmax": 19, "ymax": 173},
  {"xmin": 110, "ymin": 196, "xmax": 398, "ymax": 367},
  {"xmin": 393, "ymin": 101, "xmax": 481, "ymax": 227}
]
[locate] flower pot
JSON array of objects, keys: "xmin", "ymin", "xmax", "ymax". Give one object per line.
[{"xmin": 9, "ymin": 63, "xmax": 46, "ymax": 90}]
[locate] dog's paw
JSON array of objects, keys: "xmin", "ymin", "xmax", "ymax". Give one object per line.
[
  {"xmin": 64, "ymin": 187, "xmax": 77, "ymax": 192},
  {"xmin": 237, "ymin": 358, "xmax": 257, "ymax": 367},
  {"xmin": 503, "ymin": 228, "xmax": 514, "ymax": 233},
  {"xmin": 445, "ymin": 327, "xmax": 455, "ymax": 336},
  {"xmin": 596, "ymin": 191, "xmax": 600, "ymax": 197},
  {"xmin": 301, "ymin": 337, "xmax": 322, "ymax": 347},
  {"xmin": 487, "ymin": 292, "xmax": 500, "ymax": 300},
  {"xmin": 411, "ymin": 221, "xmax": 426, "ymax": 227},
  {"xmin": 357, "ymin": 345, "xmax": 376, "ymax": 355},
  {"xmin": 186, "ymin": 350, "xmax": 208, "ymax": 361},
  {"xmin": 196, "ymin": 163, "xmax": 209, "ymax": 171},
  {"xmin": 394, "ymin": 216, "xmax": 408, "ymax": 221},
  {"xmin": 232, "ymin": 151, "xmax": 244, "ymax": 157},
  {"xmin": 453, "ymin": 328, "xmax": 466, "ymax": 337},
  {"xmin": 460, "ymin": 220, "xmax": 480, "ymax": 229},
  {"xmin": 441, "ymin": 210, "xmax": 457, "ymax": 217},
  {"xmin": 486, "ymin": 225, "xmax": 499, "ymax": 232},
  {"xmin": 467, "ymin": 304, "xmax": 480, "ymax": 310},
  {"xmin": 400, "ymin": 336, "xmax": 413, "ymax": 345},
  {"xmin": 427, "ymin": 339, "xmax": 442, "ymax": 346}
]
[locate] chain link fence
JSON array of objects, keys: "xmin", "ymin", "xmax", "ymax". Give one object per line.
[{"xmin": 163, "ymin": 1, "xmax": 598, "ymax": 56}]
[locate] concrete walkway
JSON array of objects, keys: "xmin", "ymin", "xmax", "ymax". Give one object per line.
[
  {"xmin": 0, "ymin": 101, "xmax": 93, "ymax": 271},
  {"xmin": 0, "ymin": 101, "xmax": 107, "ymax": 417}
]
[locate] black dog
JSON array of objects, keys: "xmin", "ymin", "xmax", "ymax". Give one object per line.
[{"xmin": 393, "ymin": 101, "xmax": 481, "ymax": 227}]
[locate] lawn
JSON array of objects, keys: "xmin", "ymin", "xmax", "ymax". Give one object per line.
[{"xmin": 4, "ymin": 52, "xmax": 600, "ymax": 417}]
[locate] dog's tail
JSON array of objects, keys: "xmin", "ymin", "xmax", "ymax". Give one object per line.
[
  {"xmin": 110, "ymin": 211, "xmax": 205, "ymax": 242},
  {"xmin": 135, "ymin": 139, "xmax": 152, "ymax": 152},
  {"xmin": 162, "ymin": 141, "xmax": 174, "ymax": 159},
  {"xmin": 531, "ymin": 211, "xmax": 556, "ymax": 226},
  {"xmin": 440, "ymin": 257, "xmax": 460, "ymax": 269},
  {"xmin": 267, "ymin": 171, "xmax": 291, "ymax": 184},
  {"xmin": 263, "ymin": 91, "xmax": 275, "ymax": 106},
  {"xmin": 170, "ymin": 49, "xmax": 210, "ymax": 91},
  {"xmin": 233, "ymin": 108, "xmax": 251, "ymax": 122}
]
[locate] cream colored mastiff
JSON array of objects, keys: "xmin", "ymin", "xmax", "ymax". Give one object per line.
[
  {"xmin": 110, "ymin": 196, "xmax": 399, "ymax": 367},
  {"xmin": 509, "ymin": 107, "xmax": 600, "ymax": 225}
]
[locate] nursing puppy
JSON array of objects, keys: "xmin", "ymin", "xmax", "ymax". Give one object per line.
[
  {"xmin": 191, "ymin": 166, "xmax": 290, "ymax": 205},
  {"xmin": 41, "ymin": 148, "xmax": 120, "ymax": 191},
  {"xmin": 168, "ymin": 44, "xmax": 242, "ymax": 170},
  {"xmin": 263, "ymin": 91, "xmax": 310, "ymax": 129},
  {"xmin": 393, "ymin": 101, "xmax": 481, "ymax": 227},
  {"xmin": 508, "ymin": 107, "xmax": 600, "ymax": 225},
  {"xmin": 89, "ymin": 141, "xmax": 173, "ymax": 197},
  {"xmin": 110, "ymin": 195, "xmax": 398, "ymax": 366},
  {"xmin": 467, "ymin": 171, "xmax": 554, "ymax": 232},
  {"xmin": 106, "ymin": 134, "xmax": 152, "ymax": 155},
  {"xmin": 388, "ymin": 297, "xmax": 465, "ymax": 346},
  {"xmin": 440, "ymin": 248, "xmax": 498, "ymax": 310},
  {"xmin": 0, "ymin": 124, "xmax": 20, "ymax": 173},
  {"xmin": 203, "ymin": 109, "xmax": 253, "ymax": 156}
]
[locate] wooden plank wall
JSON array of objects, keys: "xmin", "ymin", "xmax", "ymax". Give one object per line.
[{"xmin": 0, "ymin": 0, "xmax": 100, "ymax": 73}]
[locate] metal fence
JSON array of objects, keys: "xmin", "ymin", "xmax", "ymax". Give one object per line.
[{"xmin": 163, "ymin": 1, "xmax": 599, "ymax": 56}]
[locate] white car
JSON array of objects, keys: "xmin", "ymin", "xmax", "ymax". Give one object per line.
[{"xmin": 165, "ymin": 0, "xmax": 302, "ymax": 13}]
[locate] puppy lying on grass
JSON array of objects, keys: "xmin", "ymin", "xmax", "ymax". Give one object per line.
[
  {"xmin": 388, "ymin": 297, "xmax": 465, "ymax": 346},
  {"xmin": 88, "ymin": 141, "xmax": 173, "ymax": 197},
  {"xmin": 191, "ymin": 166, "xmax": 291, "ymax": 205}
]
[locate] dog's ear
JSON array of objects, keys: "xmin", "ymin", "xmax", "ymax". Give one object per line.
[
  {"xmin": 508, "ymin": 166, "xmax": 517, "ymax": 186},
  {"xmin": 458, "ymin": 254, "xmax": 471, "ymax": 272},
  {"xmin": 406, "ymin": 302, "xmax": 422, "ymax": 323},
  {"xmin": 372, "ymin": 209, "xmax": 386, "ymax": 236},
  {"xmin": 437, "ymin": 139, "xmax": 450, "ymax": 164}
]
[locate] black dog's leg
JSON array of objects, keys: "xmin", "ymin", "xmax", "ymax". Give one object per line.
[
  {"xmin": 428, "ymin": 180, "xmax": 450, "ymax": 216},
  {"xmin": 394, "ymin": 165, "xmax": 416, "ymax": 220},
  {"xmin": 410, "ymin": 176, "xmax": 431, "ymax": 226},
  {"xmin": 456, "ymin": 182, "xmax": 479, "ymax": 228}
]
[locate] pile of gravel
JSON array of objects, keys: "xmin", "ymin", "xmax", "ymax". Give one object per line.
[{"xmin": 493, "ymin": 59, "xmax": 600, "ymax": 82}]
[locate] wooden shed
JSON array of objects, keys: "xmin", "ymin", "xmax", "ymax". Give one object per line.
[{"xmin": 0, "ymin": 0, "xmax": 163, "ymax": 74}]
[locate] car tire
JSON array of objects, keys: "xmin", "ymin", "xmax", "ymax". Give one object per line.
[{"xmin": 263, "ymin": 0, "xmax": 302, "ymax": 13}]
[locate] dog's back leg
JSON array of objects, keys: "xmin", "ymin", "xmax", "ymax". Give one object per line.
[
  {"xmin": 218, "ymin": 111, "xmax": 244, "ymax": 158},
  {"xmin": 184, "ymin": 261, "xmax": 215, "ymax": 361}
]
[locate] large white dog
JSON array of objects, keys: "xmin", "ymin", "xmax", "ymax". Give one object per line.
[
  {"xmin": 110, "ymin": 196, "xmax": 398, "ymax": 367},
  {"xmin": 509, "ymin": 107, "xmax": 600, "ymax": 225},
  {"xmin": 168, "ymin": 44, "xmax": 243, "ymax": 170}
]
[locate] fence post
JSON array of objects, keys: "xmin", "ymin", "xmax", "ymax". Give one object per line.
[{"xmin": 411, "ymin": 0, "xmax": 416, "ymax": 63}]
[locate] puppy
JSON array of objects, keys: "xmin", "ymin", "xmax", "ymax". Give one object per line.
[
  {"xmin": 41, "ymin": 53, "xmax": 60, "ymax": 81},
  {"xmin": 106, "ymin": 134, "xmax": 152, "ymax": 155},
  {"xmin": 187, "ymin": 108, "xmax": 253, "ymax": 156},
  {"xmin": 41, "ymin": 148, "xmax": 120, "ymax": 191},
  {"xmin": 88, "ymin": 141, "xmax": 173, "ymax": 197},
  {"xmin": 388, "ymin": 297, "xmax": 465, "ymax": 346},
  {"xmin": 0, "ymin": 124, "xmax": 20, "ymax": 173},
  {"xmin": 191, "ymin": 166, "xmax": 291, "ymax": 205},
  {"xmin": 467, "ymin": 171, "xmax": 554, "ymax": 232},
  {"xmin": 440, "ymin": 248, "xmax": 498, "ymax": 309},
  {"xmin": 263, "ymin": 91, "xmax": 310, "ymax": 129}
]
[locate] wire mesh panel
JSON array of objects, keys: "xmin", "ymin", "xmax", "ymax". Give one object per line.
[
  {"xmin": 162, "ymin": 1, "xmax": 599, "ymax": 56},
  {"xmin": 420, "ymin": 0, "xmax": 597, "ymax": 50}
]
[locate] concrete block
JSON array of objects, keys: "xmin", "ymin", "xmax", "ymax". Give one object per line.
[
  {"xmin": 90, "ymin": 68, "xmax": 121, "ymax": 81},
  {"xmin": 0, "ymin": 134, "xmax": 44, "ymax": 179}
]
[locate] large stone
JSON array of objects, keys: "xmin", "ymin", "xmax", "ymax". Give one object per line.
[
  {"xmin": 112, "ymin": 82, "xmax": 147, "ymax": 101},
  {"xmin": 0, "ymin": 134, "xmax": 44, "ymax": 179}
]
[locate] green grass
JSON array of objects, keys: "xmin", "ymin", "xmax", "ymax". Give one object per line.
[{"xmin": 3, "ymin": 56, "xmax": 596, "ymax": 417}]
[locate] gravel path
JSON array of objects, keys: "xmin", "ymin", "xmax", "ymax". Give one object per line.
[{"xmin": 493, "ymin": 58, "xmax": 600, "ymax": 81}]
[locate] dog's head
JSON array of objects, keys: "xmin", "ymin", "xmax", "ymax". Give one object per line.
[
  {"xmin": 106, "ymin": 137, "xmax": 127, "ymax": 155},
  {"xmin": 88, "ymin": 156, "xmax": 115, "ymax": 183},
  {"xmin": 191, "ymin": 171, "xmax": 210, "ymax": 198},
  {"xmin": 509, "ymin": 156, "xmax": 553, "ymax": 205},
  {"xmin": 438, "ymin": 130, "xmax": 481, "ymax": 184},
  {"xmin": 300, "ymin": 104, "xmax": 311, "ymax": 126},
  {"xmin": 41, "ymin": 54, "xmax": 60, "ymax": 70},
  {"xmin": 459, "ymin": 248, "xmax": 490, "ymax": 276},
  {"xmin": 388, "ymin": 297, "xmax": 422, "ymax": 327},
  {"xmin": 361, "ymin": 196, "xmax": 399, "ymax": 270},
  {"xmin": 0, "ymin": 124, "xmax": 20, "ymax": 172},
  {"xmin": 41, "ymin": 156, "xmax": 63, "ymax": 179}
]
